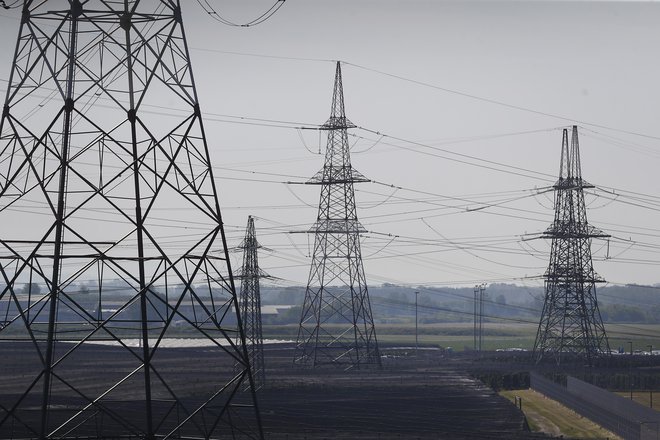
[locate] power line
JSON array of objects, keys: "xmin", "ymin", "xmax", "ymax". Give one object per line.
[
  {"xmin": 194, "ymin": 0, "xmax": 286, "ymax": 27},
  {"xmin": 354, "ymin": 127, "xmax": 557, "ymax": 182},
  {"xmin": 341, "ymin": 61, "xmax": 660, "ymax": 142},
  {"xmin": 189, "ymin": 47, "xmax": 334, "ymax": 64},
  {"xmin": 0, "ymin": 0, "xmax": 20, "ymax": 10},
  {"xmin": 133, "ymin": 48, "xmax": 660, "ymax": 144}
]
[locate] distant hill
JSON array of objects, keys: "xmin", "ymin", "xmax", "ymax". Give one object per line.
[
  {"xmin": 259, "ymin": 282, "xmax": 660, "ymax": 324},
  {"xmin": 1, "ymin": 281, "xmax": 657, "ymax": 324}
]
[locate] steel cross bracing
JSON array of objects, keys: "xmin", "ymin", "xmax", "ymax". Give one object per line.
[
  {"xmin": 234, "ymin": 216, "xmax": 266, "ymax": 391},
  {"xmin": 0, "ymin": 1, "xmax": 262, "ymax": 438},
  {"xmin": 294, "ymin": 62, "xmax": 381, "ymax": 369},
  {"xmin": 533, "ymin": 126, "xmax": 610, "ymax": 365}
]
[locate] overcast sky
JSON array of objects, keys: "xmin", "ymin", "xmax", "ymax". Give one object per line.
[{"xmin": 1, "ymin": 1, "xmax": 660, "ymax": 289}]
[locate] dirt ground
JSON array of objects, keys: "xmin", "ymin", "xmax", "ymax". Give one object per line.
[
  {"xmin": 0, "ymin": 341, "xmax": 552, "ymax": 439},
  {"xmin": 256, "ymin": 344, "xmax": 549, "ymax": 439}
]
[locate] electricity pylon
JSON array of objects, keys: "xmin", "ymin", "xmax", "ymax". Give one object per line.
[
  {"xmin": 0, "ymin": 1, "xmax": 262, "ymax": 438},
  {"xmin": 533, "ymin": 126, "xmax": 610, "ymax": 365},
  {"xmin": 294, "ymin": 62, "xmax": 381, "ymax": 369},
  {"xmin": 235, "ymin": 216, "xmax": 267, "ymax": 391}
]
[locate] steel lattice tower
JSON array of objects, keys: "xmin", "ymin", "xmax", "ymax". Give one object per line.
[
  {"xmin": 235, "ymin": 216, "xmax": 266, "ymax": 391},
  {"xmin": 533, "ymin": 126, "xmax": 610, "ymax": 365},
  {"xmin": 0, "ymin": 1, "xmax": 262, "ymax": 438},
  {"xmin": 294, "ymin": 62, "xmax": 381, "ymax": 369}
]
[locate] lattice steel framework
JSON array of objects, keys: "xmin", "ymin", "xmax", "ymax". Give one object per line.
[
  {"xmin": 235, "ymin": 216, "xmax": 266, "ymax": 391},
  {"xmin": 0, "ymin": 1, "xmax": 262, "ymax": 438},
  {"xmin": 294, "ymin": 62, "xmax": 381, "ymax": 369},
  {"xmin": 533, "ymin": 126, "xmax": 610, "ymax": 365}
]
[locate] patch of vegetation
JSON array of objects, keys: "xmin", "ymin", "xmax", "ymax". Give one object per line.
[
  {"xmin": 474, "ymin": 372, "xmax": 530, "ymax": 391},
  {"xmin": 500, "ymin": 389, "xmax": 622, "ymax": 439}
]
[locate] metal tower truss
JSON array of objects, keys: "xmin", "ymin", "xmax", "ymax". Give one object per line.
[
  {"xmin": 533, "ymin": 126, "xmax": 610, "ymax": 365},
  {"xmin": 0, "ymin": 1, "xmax": 262, "ymax": 438},
  {"xmin": 294, "ymin": 62, "xmax": 381, "ymax": 369},
  {"xmin": 234, "ymin": 216, "xmax": 267, "ymax": 391}
]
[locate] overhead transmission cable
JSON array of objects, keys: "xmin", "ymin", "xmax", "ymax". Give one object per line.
[
  {"xmin": 167, "ymin": 47, "xmax": 660, "ymax": 142},
  {"xmin": 352, "ymin": 127, "xmax": 557, "ymax": 183},
  {"xmin": 14, "ymin": 77, "xmax": 660, "ymax": 200},
  {"xmin": 195, "ymin": 0, "xmax": 285, "ymax": 27},
  {"xmin": 0, "ymin": 0, "xmax": 20, "ymax": 10},
  {"xmin": 341, "ymin": 61, "xmax": 660, "ymax": 142}
]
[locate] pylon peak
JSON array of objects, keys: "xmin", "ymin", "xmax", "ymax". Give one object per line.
[{"xmin": 322, "ymin": 61, "xmax": 356, "ymax": 130}]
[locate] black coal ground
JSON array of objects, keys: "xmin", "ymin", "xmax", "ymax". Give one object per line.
[
  {"xmin": 0, "ymin": 342, "xmax": 554, "ymax": 439},
  {"xmin": 257, "ymin": 345, "xmax": 549, "ymax": 440}
]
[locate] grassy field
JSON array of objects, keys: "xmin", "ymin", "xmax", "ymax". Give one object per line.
[
  {"xmin": 500, "ymin": 389, "xmax": 622, "ymax": 439},
  {"xmin": 605, "ymin": 323, "xmax": 660, "ymax": 353},
  {"xmin": 265, "ymin": 322, "xmax": 660, "ymax": 352},
  {"xmin": 613, "ymin": 391, "xmax": 660, "ymax": 411},
  {"xmin": 264, "ymin": 322, "xmax": 538, "ymax": 350}
]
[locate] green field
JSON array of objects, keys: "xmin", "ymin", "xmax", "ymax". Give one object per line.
[
  {"xmin": 265, "ymin": 322, "xmax": 660, "ymax": 352},
  {"xmin": 501, "ymin": 389, "xmax": 622, "ymax": 439},
  {"xmin": 603, "ymin": 323, "xmax": 660, "ymax": 353},
  {"xmin": 613, "ymin": 391, "xmax": 660, "ymax": 411}
]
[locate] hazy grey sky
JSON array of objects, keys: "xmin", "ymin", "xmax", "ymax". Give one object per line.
[{"xmin": 1, "ymin": 1, "xmax": 660, "ymax": 288}]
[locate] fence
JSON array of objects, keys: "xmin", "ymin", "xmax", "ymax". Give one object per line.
[{"xmin": 530, "ymin": 372, "xmax": 660, "ymax": 440}]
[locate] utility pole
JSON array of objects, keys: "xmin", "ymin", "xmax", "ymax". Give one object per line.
[
  {"xmin": 649, "ymin": 345, "xmax": 654, "ymax": 408},
  {"xmin": 473, "ymin": 284, "xmax": 486, "ymax": 352},
  {"xmin": 479, "ymin": 284, "xmax": 486, "ymax": 353},
  {"xmin": 533, "ymin": 126, "xmax": 610, "ymax": 365},
  {"xmin": 0, "ymin": 1, "xmax": 262, "ymax": 438},
  {"xmin": 474, "ymin": 286, "xmax": 479, "ymax": 351},
  {"xmin": 415, "ymin": 291, "xmax": 419, "ymax": 354},
  {"xmin": 629, "ymin": 341, "xmax": 634, "ymax": 400},
  {"xmin": 294, "ymin": 62, "xmax": 381, "ymax": 369}
]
